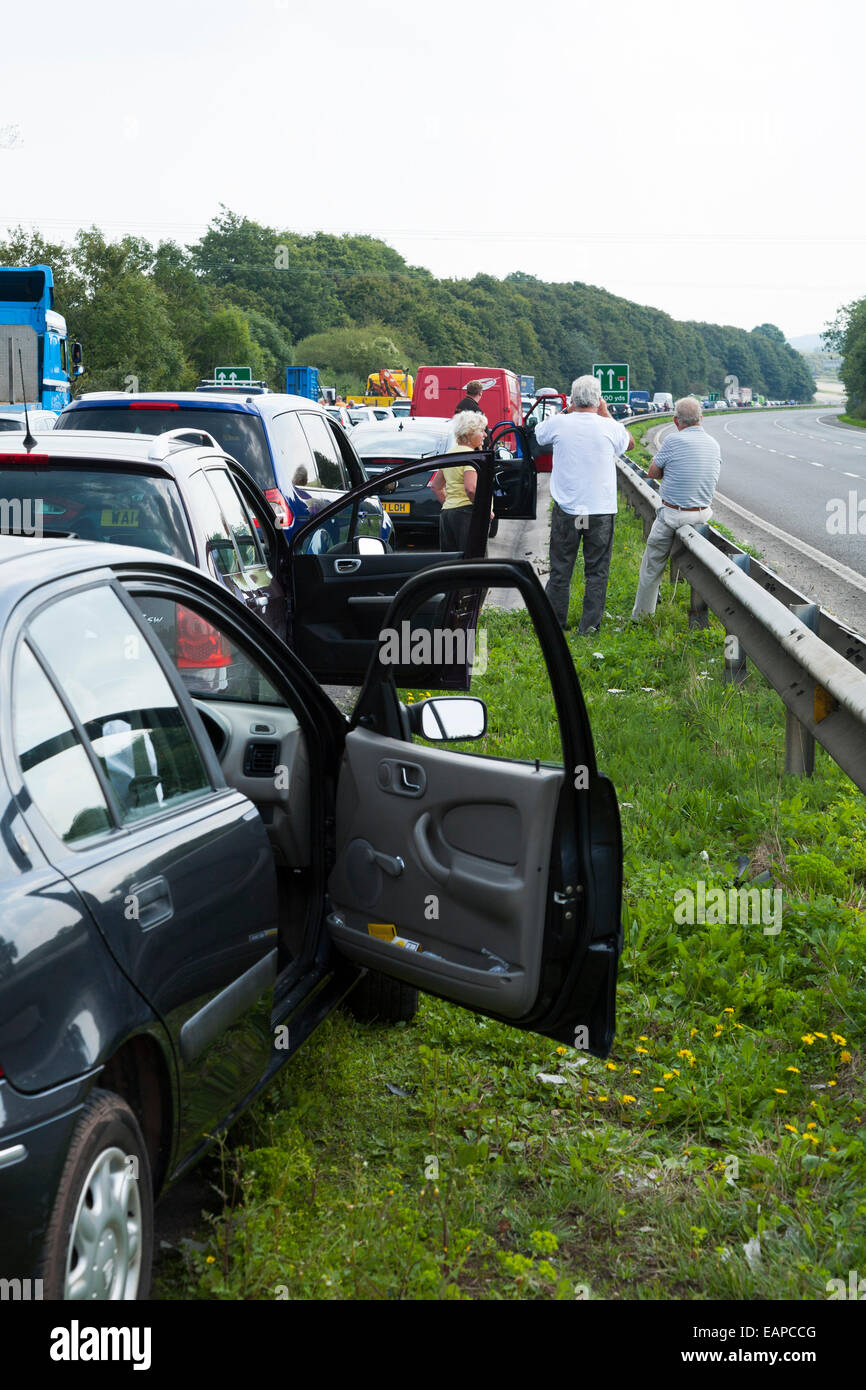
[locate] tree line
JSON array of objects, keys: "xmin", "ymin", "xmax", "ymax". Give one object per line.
[
  {"xmin": 1, "ymin": 208, "xmax": 815, "ymax": 402},
  {"xmin": 824, "ymin": 300, "xmax": 866, "ymax": 418}
]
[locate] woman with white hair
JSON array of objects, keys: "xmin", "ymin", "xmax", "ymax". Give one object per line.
[{"xmin": 429, "ymin": 410, "xmax": 488, "ymax": 552}]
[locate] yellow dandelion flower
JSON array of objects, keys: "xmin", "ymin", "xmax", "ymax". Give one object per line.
[
  {"xmin": 773, "ymin": 1088, "xmax": 788, "ymax": 1094},
  {"xmin": 840, "ymin": 1050, "xmax": 852, "ymax": 1064},
  {"xmin": 803, "ymin": 1133, "xmax": 820, "ymax": 1144},
  {"xmin": 806, "ymin": 1122, "xmax": 818, "ymax": 1129},
  {"xmin": 734, "ymin": 1022, "xmax": 744, "ymax": 1030},
  {"xmin": 801, "ymin": 1034, "xmax": 815, "ymax": 1045},
  {"xmin": 620, "ymin": 1095, "xmax": 637, "ymax": 1104},
  {"xmin": 690, "ymin": 1027, "xmax": 698, "ymax": 1038},
  {"xmin": 206, "ymin": 1256, "xmax": 216, "ymax": 1264},
  {"xmin": 556, "ymin": 1046, "xmax": 567, "ymax": 1055},
  {"xmin": 631, "ymin": 1068, "xmax": 641, "ymax": 1075},
  {"xmin": 652, "ymin": 1087, "xmax": 665, "ymax": 1093},
  {"xmin": 605, "ymin": 1061, "xmax": 618, "ymax": 1070},
  {"xmin": 829, "ymin": 1146, "xmax": 838, "ymax": 1154},
  {"xmin": 828, "ymin": 1079, "xmax": 837, "ymax": 1086},
  {"xmin": 786, "ymin": 1066, "xmax": 800, "ymax": 1074},
  {"xmin": 597, "ymin": 1094, "xmax": 608, "ymax": 1102},
  {"xmin": 831, "ymin": 1033, "xmax": 846, "ymax": 1046},
  {"xmin": 639, "ymin": 1035, "xmax": 649, "ymax": 1041},
  {"xmin": 722, "ymin": 1007, "xmax": 734, "ymax": 1014},
  {"xmin": 636, "ymin": 1046, "xmax": 649, "ymax": 1055},
  {"xmin": 814, "ymin": 1032, "xmax": 827, "ymax": 1040},
  {"xmin": 784, "ymin": 1124, "xmax": 798, "ymax": 1133}
]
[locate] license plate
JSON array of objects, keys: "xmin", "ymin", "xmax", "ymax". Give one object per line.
[
  {"xmin": 382, "ymin": 501, "xmax": 410, "ymax": 514},
  {"xmin": 101, "ymin": 508, "xmax": 140, "ymax": 527}
]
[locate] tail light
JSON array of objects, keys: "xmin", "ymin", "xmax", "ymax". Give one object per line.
[
  {"xmin": 265, "ymin": 488, "xmax": 293, "ymax": 529},
  {"xmin": 129, "ymin": 402, "xmax": 180, "ymax": 411},
  {"xmin": 176, "ymin": 606, "xmax": 233, "ymax": 669},
  {"xmin": 0, "ymin": 452, "xmax": 50, "ymax": 462}
]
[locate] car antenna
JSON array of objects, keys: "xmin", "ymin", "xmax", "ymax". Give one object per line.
[{"xmin": 17, "ymin": 349, "xmax": 38, "ymax": 452}]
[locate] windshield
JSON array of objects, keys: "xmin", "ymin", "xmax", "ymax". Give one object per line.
[
  {"xmin": 351, "ymin": 423, "xmax": 453, "ymax": 458},
  {"xmin": 57, "ymin": 406, "xmax": 273, "ymax": 493},
  {"xmin": 0, "ymin": 464, "xmax": 195, "ymax": 562}
]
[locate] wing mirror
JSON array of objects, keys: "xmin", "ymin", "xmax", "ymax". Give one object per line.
[
  {"xmin": 358, "ymin": 536, "xmax": 386, "ymax": 556},
  {"xmin": 409, "ymin": 696, "xmax": 487, "ymax": 741}
]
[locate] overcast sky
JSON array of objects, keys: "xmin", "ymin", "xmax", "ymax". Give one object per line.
[{"xmin": 1, "ymin": 0, "xmax": 862, "ymax": 340}]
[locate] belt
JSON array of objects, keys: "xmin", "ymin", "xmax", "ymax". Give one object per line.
[{"xmin": 661, "ymin": 500, "xmax": 709, "ymax": 511}]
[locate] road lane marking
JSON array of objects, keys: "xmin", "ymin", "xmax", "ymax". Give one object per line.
[{"xmin": 713, "ymin": 490, "xmax": 866, "ymax": 595}]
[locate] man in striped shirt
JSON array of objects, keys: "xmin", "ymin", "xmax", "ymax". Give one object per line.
[{"xmin": 631, "ymin": 396, "xmax": 721, "ymax": 617}]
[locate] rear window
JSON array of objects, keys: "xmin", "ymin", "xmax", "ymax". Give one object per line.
[
  {"xmin": 0, "ymin": 464, "xmax": 195, "ymax": 562},
  {"xmin": 352, "ymin": 424, "xmax": 452, "ymax": 459},
  {"xmin": 57, "ymin": 406, "xmax": 274, "ymax": 492}
]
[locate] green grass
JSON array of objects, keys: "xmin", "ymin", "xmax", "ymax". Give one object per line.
[
  {"xmin": 838, "ymin": 414, "xmax": 866, "ymax": 429},
  {"xmin": 155, "ymin": 504, "xmax": 866, "ymax": 1302}
]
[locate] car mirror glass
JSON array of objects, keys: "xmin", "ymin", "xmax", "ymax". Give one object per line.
[{"xmin": 417, "ymin": 696, "xmax": 486, "ymax": 741}]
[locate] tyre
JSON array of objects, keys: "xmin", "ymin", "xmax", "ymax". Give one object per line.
[
  {"xmin": 344, "ymin": 970, "xmax": 419, "ymax": 1024},
  {"xmin": 39, "ymin": 1088, "xmax": 153, "ymax": 1301}
]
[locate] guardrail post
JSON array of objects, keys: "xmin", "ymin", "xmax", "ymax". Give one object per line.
[
  {"xmin": 784, "ymin": 604, "xmax": 820, "ymax": 777},
  {"xmin": 688, "ymin": 586, "xmax": 709, "ymax": 629},
  {"xmin": 723, "ymin": 557, "xmax": 751, "ymax": 684}
]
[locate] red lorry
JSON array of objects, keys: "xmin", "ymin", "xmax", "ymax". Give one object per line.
[{"xmin": 412, "ymin": 364, "xmax": 524, "ymax": 429}]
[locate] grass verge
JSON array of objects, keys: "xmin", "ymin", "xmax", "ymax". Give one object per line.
[{"xmin": 155, "ymin": 497, "xmax": 865, "ymax": 1302}]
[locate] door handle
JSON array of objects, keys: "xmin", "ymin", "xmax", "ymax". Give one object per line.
[
  {"xmin": 334, "ymin": 558, "xmax": 361, "ymax": 573},
  {"xmin": 129, "ymin": 875, "xmax": 173, "ymax": 931},
  {"xmin": 376, "ymin": 759, "xmax": 427, "ymax": 797}
]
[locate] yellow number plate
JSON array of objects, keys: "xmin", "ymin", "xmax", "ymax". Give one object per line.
[
  {"xmin": 382, "ymin": 501, "xmax": 410, "ymax": 514},
  {"xmin": 101, "ymin": 508, "xmax": 140, "ymax": 527}
]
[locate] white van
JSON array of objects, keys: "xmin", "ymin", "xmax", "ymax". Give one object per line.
[{"xmin": 652, "ymin": 392, "xmax": 674, "ymax": 412}]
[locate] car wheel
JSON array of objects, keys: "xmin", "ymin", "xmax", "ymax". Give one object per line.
[
  {"xmin": 345, "ymin": 970, "xmax": 419, "ymax": 1024},
  {"xmin": 39, "ymin": 1089, "xmax": 153, "ymax": 1301}
]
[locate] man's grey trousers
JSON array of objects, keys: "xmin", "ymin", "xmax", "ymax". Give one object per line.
[
  {"xmin": 545, "ymin": 502, "xmax": 615, "ymax": 632},
  {"xmin": 632, "ymin": 504, "xmax": 713, "ymax": 616}
]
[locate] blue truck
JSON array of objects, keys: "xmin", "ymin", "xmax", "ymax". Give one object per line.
[
  {"xmin": 285, "ymin": 365, "xmax": 320, "ymax": 400},
  {"xmin": 0, "ymin": 265, "xmax": 82, "ymax": 414},
  {"xmin": 628, "ymin": 389, "xmax": 652, "ymax": 415}
]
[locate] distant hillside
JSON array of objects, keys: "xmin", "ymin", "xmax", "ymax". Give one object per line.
[
  {"xmin": 0, "ymin": 211, "xmax": 817, "ymax": 401},
  {"xmin": 787, "ymin": 333, "xmax": 841, "ymax": 383}
]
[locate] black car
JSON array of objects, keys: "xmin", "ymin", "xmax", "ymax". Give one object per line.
[
  {"xmin": 351, "ymin": 417, "xmax": 455, "ymax": 548},
  {"xmin": 0, "ymin": 535, "xmax": 622, "ymax": 1299}
]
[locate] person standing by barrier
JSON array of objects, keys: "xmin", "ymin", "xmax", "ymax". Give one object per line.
[
  {"xmin": 631, "ymin": 396, "xmax": 721, "ymax": 617},
  {"xmin": 535, "ymin": 374, "xmax": 635, "ymax": 633}
]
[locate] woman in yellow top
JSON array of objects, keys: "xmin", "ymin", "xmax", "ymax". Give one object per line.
[{"xmin": 429, "ymin": 410, "xmax": 488, "ymax": 552}]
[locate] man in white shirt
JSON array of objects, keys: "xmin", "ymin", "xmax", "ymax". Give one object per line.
[{"xmin": 535, "ymin": 374, "xmax": 635, "ymax": 632}]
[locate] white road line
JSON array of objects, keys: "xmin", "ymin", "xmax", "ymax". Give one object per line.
[
  {"xmin": 713, "ymin": 490, "xmax": 866, "ymax": 595},
  {"xmin": 844, "ymin": 471, "xmax": 859, "ymax": 478},
  {"xmin": 810, "ymin": 461, "xmax": 823, "ymax": 467}
]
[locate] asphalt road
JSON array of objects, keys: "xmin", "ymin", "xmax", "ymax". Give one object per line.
[{"xmin": 651, "ymin": 410, "xmax": 866, "ymax": 634}]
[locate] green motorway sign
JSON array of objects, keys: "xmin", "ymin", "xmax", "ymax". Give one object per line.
[
  {"xmin": 214, "ymin": 366, "xmax": 252, "ymax": 385},
  {"xmin": 709, "ymin": 391, "xmax": 719, "ymax": 402},
  {"xmin": 593, "ymin": 362, "xmax": 629, "ymax": 404}
]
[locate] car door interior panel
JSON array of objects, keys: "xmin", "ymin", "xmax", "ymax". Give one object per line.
[{"xmin": 327, "ymin": 727, "xmax": 562, "ymax": 1017}]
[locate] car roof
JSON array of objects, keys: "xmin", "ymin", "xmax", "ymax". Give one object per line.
[
  {"xmin": 0, "ymin": 534, "xmax": 204, "ymax": 622},
  {"xmin": 66, "ymin": 391, "xmax": 331, "ymax": 421},
  {"xmin": 0, "ymin": 429, "xmax": 239, "ymax": 477}
]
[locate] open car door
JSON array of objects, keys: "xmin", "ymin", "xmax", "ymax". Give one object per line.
[
  {"xmin": 287, "ymin": 450, "xmax": 535, "ymax": 685},
  {"xmin": 325, "ymin": 557, "xmax": 623, "ymax": 1053}
]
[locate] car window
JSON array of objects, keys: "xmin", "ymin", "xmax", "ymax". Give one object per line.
[
  {"xmin": 134, "ymin": 594, "xmax": 284, "ymax": 706},
  {"xmin": 0, "ymin": 465, "xmax": 195, "ymax": 560},
  {"xmin": 206, "ymin": 469, "xmax": 262, "ymax": 569},
  {"xmin": 270, "ymin": 411, "xmax": 320, "ymax": 488},
  {"xmin": 299, "ymin": 413, "xmax": 346, "ymax": 489},
  {"xmin": 27, "ymin": 586, "xmax": 212, "ymax": 825},
  {"xmin": 55, "ymin": 407, "xmax": 275, "ymax": 494},
  {"xmin": 186, "ymin": 470, "xmax": 240, "ymax": 576},
  {"xmin": 13, "ymin": 641, "xmax": 112, "ymax": 844}
]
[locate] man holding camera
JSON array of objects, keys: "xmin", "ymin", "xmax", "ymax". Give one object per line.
[{"xmin": 535, "ymin": 374, "xmax": 635, "ymax": 633}]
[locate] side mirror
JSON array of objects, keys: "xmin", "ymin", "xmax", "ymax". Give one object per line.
[
  {"xmin": 357, "ymin": 536, "xmax": 386, "ymax": 556},
  {"xmin": 410, "ymin": 696, "xmax": 487, "ymax": 741},
  {"xmin": 71, "ymin": 341, "xmax": 83, "ymax": 365}
]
